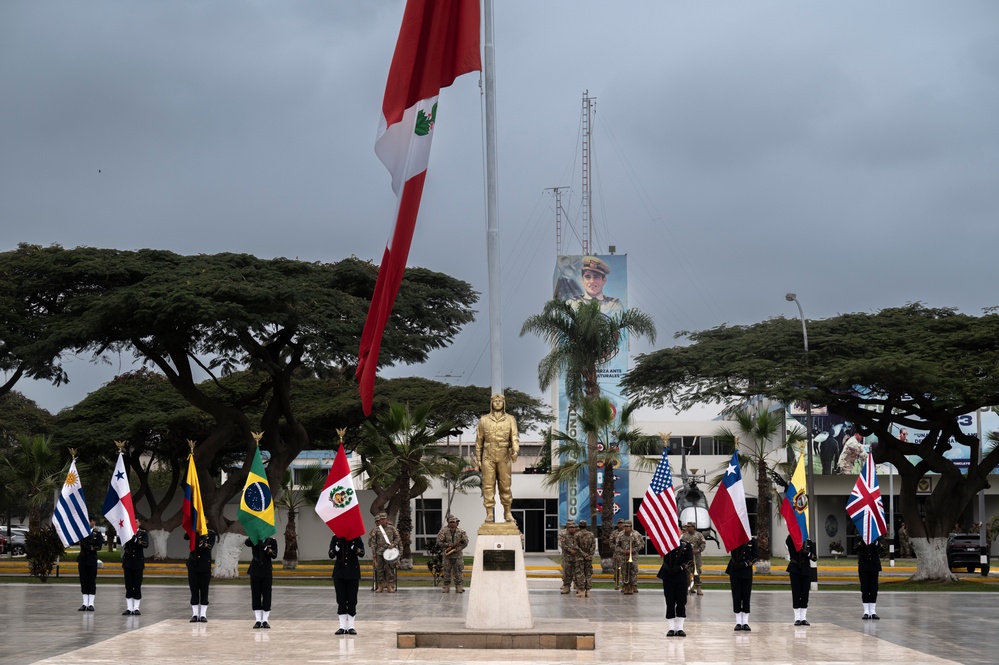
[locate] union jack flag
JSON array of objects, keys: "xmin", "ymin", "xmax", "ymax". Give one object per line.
[
  {"xmin": 845, "ymin": 460, "xmax": 887, "ymax": 544},
  {"xmin": 637, "ymin": 449, "xmax": 680, "ymax": 556}
]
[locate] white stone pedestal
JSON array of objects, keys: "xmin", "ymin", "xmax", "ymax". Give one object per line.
[{"xmin": 465, "ymin": 525, "xmax": 533, "ymax": 630}]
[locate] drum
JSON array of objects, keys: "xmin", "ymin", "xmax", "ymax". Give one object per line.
[{"xmin": 383, "ymin": 547, "xmax": 400, "ymax": 562}]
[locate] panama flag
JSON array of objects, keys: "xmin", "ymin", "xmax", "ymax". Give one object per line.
[
  {"xmin": 102, "ymin": 452, "xmax": 137, "ymax": 544},
  {"xmin": 238, "ymin": 445, "xmax": 276, "ymax": 545},
  {"xmin": 846, "ymin": 459, "xmax": 888, "ymax": 545},
  {"xmin": 315, "ymin": 443, "xmax": 365, "ymax": 540},
  {"xmin": 53, "ymin": 459, "xmax": 92, "ymax": 548},
  {"xmin": 356, "ymin": 0, "xmax": 481, "ymax": 415},
  {"xmin": 181, "ymin": 453, "xmax": 208, "ymax": 552},
  {"xmin": 780, "ymin": 451, "xmax": 810, "ymax": 550},
  {"xmin": 708, "ymin": 451, "xmax": 752, "ymax": 552}
]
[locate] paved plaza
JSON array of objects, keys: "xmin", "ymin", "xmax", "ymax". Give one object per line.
[{"xmin": 2, "ymin": 580, "xmax": 994, "ymax": 665}]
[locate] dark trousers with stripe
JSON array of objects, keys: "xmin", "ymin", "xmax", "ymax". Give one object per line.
[
  {"xmin": 730, "ymin": 575, "xmax": 752, "ymax": 613},
  {"xmin": 124, "ymin": 568, "xmax": 144, "ymax": 599}
]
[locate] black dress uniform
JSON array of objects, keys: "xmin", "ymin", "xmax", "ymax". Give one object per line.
[
  {"xmin": 77, "ymin": 527, "xmax": 105, "ymax": 611},
  {"xmin": 246, "ymin": 537, "xmax": 278, "ymax": 628},
  {"xmin": 657, "ymin": 540, "xmax": 694, "ymax": 636},
  {"xmin": 121, "ymin": 526, "xmax": 149, "ymax": 614},
  {"xmin": 726, "ymin": 538, "xmax": 756, "ymax": 631},
  {"xmin": 786, "ymin": 535, "xmax": 816, "ymax": 625},
  {"xmin": 331, "ymin": 536, "xmax": 364, "ymax": 635},
  {"xmin": 185, "ymin": 530, "xmax": 217, "ymax": 622},
  {"xmin": 856, "ymin": 536, "xmax": 883, "ymax": 619}
]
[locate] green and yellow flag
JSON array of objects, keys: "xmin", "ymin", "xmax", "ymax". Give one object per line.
[{"xmin": 238, "ymin": 445, "xmax": 276, "ymax": 544}]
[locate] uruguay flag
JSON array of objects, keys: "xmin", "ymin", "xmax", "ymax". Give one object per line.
[
  {"xmin": 708, "ymin": 451, "xmax": 752, "ymax": 552},
  {"xmin": 53, "ymin": 459, "xmax": 91, "ymax": 548},
  {"xmin": 780, "ymin": 452, "xmax": 810, "ymax": 550},
  {"xmin": 102, "ymin": 452, "xmax": 137, "ymax": 544}
]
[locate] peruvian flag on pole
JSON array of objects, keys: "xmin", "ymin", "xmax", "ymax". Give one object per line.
[
  {"xmin": 356, "ymin": 0, "xmax": 481, "ymax": 415},
  {"xmin": 315, "ymin": 443, "xmax": 366, "ymax": 540}
]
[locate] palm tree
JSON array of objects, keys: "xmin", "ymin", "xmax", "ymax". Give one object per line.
[
  {"xmin": 354, "ymin": 402, "xmax": 456, "ymax": 570},
  {"xmin": 274, "ymin": 464, "xmax": 324, "ymax": 569},
  {"xmin": 521, "ymin": 298, "xmax": 656, "ymax": 531},
  {"xmin": 439, "ymin": 456, "xmax": 480, "ymax": 516},
  {"xmin": 0, "ymin": 434, "xmax": 65, "ymax": 530},
  {"xmin": 544, "ymin": 398, "xmax": 660, "ymax": 560},
  {"xmin": 712, "ymin": 406, "xmax": 802, "ymax": 573}
]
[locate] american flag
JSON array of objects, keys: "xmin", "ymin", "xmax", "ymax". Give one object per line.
[
  {"xmin": 637, "ymin": 449, "xmax": 680, "ymax": 556},
  {"xmin": 845, "ymin": 460, "xmax": 887, "ymax": 545}
]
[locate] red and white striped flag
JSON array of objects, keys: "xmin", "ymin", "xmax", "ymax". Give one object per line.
[
  {"xmin": 315, "ymin": 443, "xmax": 366, "ymax": 540},
  {"xmin": 637, "ymin": 449, "xmax": 681, "ymax": 556},
  {"xmin": 356, "ymin": 0, "xmax": 481, "ymax": 415}
]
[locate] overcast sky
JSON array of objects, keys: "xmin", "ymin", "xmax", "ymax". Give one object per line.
[{"xmin": 3, "ymin": 1, "xmax": 998, "ymax": 420}]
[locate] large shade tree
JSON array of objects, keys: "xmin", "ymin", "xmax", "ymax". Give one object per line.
[
  {"xmin": 521, "ymin": 298, "xmax": 656, "ymax": 533},
  {"xmin": 0, "ymin": 244, "xmax": 477, "ymax": 575},
  {"xmin": 623, "ymin": 304, "xmax": 999, "ymax": 581}
]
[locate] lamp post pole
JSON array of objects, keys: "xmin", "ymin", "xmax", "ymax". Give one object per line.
[{"xmin": 786, "ymin": 293, "xmax": 818, "ymax": 590}]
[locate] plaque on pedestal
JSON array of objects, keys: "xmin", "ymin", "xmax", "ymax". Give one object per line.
[{"xmin": 465, "ymin": 526, "xmax": 533, "ymax": 630}]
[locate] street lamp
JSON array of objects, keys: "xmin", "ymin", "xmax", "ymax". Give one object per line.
[{"xmin": 785, "ymin": 293, "xmax": 818, "ymax": 589}]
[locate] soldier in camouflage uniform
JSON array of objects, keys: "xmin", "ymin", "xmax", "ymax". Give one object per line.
[
  {"xmin": 368, "ymin": 512, "xmax": 401, "ymax": 593},
  {"xmin": 558, "ymin": 521, "xmax": 579, "ymax": 594},
  {"xmin": 612, "ymin": 518, "xmax": 626, "ymax": 589},
  {"xmin": 680, "ymin": 521, "xmax": 707, "ymax": 595},
  {"xmin": 436, "ymin": 514, "xmax": 468, "ymax": 593},
  {"xmin": 574, "ymin": 520, "xmax": 596, "ymax": 597},
  {"xmin": 618, "ymin": 520, "xmax": 645, "ymax": 595}
]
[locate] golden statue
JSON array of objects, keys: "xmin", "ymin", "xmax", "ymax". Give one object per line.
[{"xmin": 475, "ymin": 394, "xmax": 519, "ymax": 522}]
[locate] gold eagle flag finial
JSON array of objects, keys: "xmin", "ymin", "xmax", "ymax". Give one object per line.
[
  {"xmin": 251, "ymin": 431, "xmax": 263, "ymax": 447},
  {"xmin": 658, "ymin": 432, "xmax": 673, "ymax": 451},
  {"xmin": 336, "ymin": 428, "xmax": 347, "ymax": 444},
  {"xmin": 187, "ymin": 439, "xmax": 197, "ymax": 454},
  {"xmin": 114, "ymin": 440, "xmax": 127, "ymax": 451}
]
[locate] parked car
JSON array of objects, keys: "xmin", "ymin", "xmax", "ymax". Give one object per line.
[
  {"xmin": 3, "ymin": 527, "xmax": 28, "ymax": 556},
  {"xmin": 947, "ymin": 533, "xmax": 990, "ymax": 574}
]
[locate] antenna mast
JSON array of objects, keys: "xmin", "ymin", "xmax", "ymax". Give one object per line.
[
  {"xmin": 581, "ymin": 90, "xmax": 595, "ymax": 255},
  {"xmin": 546, "ymin": 186, "xmax": 569, "ymax": 254}
]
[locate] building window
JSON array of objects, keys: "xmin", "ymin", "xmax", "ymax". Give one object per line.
[
  {"xmin": 291, "ymin": 466, "xmax": 328, "ymax": 488},
  {"xmin": 414, "ymin": 498, "xmax": 442, "ymax": 552}
]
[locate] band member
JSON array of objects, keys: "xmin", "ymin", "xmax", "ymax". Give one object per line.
[
  {"xmin": 77, "ymin": 518, "xmax": 105, "ymax": 611},
  {"xmin": 657, "ymin": 539, "xmax": 694, "ymax": 637},
  {"xmin": 575, "ymin": 519, "xmax": 596, "ymax": 597},
  {"xmin": 786, "ymin": 535, "xmax": 817, "ymax": 625},
  {"xmin": 680, "ymin": 521, "xmax": 706, "ymax": 595},
  {"xmin": 558, "ymin": 520, "xmax": 579, "ymax": 594},
  {"xmin": 330, "ymin": 535, "xmax": 364, "ymax": 635},
  {"xmin": 368, "ymin": 513, "xmax": 400, "ymax": 593},
  {"xmin": 185, "ymin": 529, "xmax": 217, "ymax": 622},
  {"xmin": 856, "ymin": 535, "xmax": 883, "ymax": 620},
  {"xmin": 618, "ymin": 521, "xmax": 644, "ymax": 595},
  {"xmin": 246, "ymin": 535, "xmax": 278, "ymax": 628},
  {"xmin": 726, "ymin": 538, "xmax": 756, "ymax": 631},
  {"xmin": 121, "ymin": 519, "xmax": 149, "ymax": 615},
  {"xmin": 436, "ymin": 514, "xmax": 468, "ymax": 593}
]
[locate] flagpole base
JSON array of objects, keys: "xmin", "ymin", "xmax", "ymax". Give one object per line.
[{"xmin": 466, "ymin": 529, "xmax": 533, "ymax": 630}]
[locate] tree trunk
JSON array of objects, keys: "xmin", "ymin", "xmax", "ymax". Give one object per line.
[
  {"xmin": 598, "ymin": 458, "xmax": 616, "ymax": 559},
  {"xmin": 212, "ymin": 532, "xmax": 244, "ymax": 579},
  {"xmin": 910, "ymin": 537, "xmax": 958, "ymax": 582},
  {"xmin": 148, "ymin": 529, "xmax": 170, "ymax": 561},
  {"xmin": 283, "ymin": 509, "xmax": 299, "ymax": 569}
]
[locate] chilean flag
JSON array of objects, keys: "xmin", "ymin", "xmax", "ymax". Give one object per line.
[
  {"xmin": 708, "ymin": 451, "xmax": 752, "ymax": 552},
  {"xmin": 102, "ymin": 451, "xmax": 137, "ymax": 544},
  {"xmin": 356, "ymin": 0, "xmax": 481, "ymax": 415},
  {"xmin": 846, "ymin": 460, "xmax": 887, "ymax": 545}
]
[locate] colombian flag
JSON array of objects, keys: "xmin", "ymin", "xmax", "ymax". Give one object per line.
[
  {"xmin": 780, "ymin": 452, "xmax": 810, "ymax": 550},
  {"xmin": 182, "ymin": 453, "xmax": 208, "ymax": 551},
  {"xmin": 238, "ymin": 445, "xmax": 276, "ymax": 544}
]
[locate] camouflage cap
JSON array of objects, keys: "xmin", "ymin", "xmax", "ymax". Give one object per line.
[
  {"xmin": 578, "ymin": 520, "xmax": 587, "ymax": 527},
  {"xmin": 616, "ymin": 518, "xmax": 625, "ymax": 525},
  {"xmin": 621, "ymin": 520, "xmax": 633, "ymax": 527},
  {"xmin": 581, "ymin": 256, "xmax": 610, "ymax": 276},
  {"xmin": 446, "ymin": 514, "xmax": 458, "ymax": 523},
  {"xmin": 565, "ymin": 520, "xmax": 578, "ymax": 528},
  {"xmin": 686, "ymin": 521, "xmax": 697, "ymax": 528},
  {"xmin": 374, "ymin": 512, "xmax": 388, "ymax": 521}
]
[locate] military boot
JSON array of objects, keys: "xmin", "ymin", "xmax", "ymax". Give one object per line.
[
  {"xmin": 576, "ymin": 590, "xmax": 585, "ymax": 598},
  {"xmin": 442, "ymin": 586, "xmax": 450, "ymax": 594},
  {"xmin": 560, "ymin": 586, "xmax": 570, "ymax": 594}
]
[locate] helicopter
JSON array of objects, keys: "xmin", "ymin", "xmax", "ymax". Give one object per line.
[{"xmin": 674, "ymin": 436, "xmax": 719, "ymax": 545}]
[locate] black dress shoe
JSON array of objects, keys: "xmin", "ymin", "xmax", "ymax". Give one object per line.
[
  {"xmin": 190, "ymin": 616, "xmax": 199, "ymax": 623},
  {"xmin": 800, "ymin": 619, "xmax": 810, "ymax": 626},
  {"xmin": 871, "ymin": 613, "xmax": 880, "ymax": 620},
  {"xmin": 676, "ymin": 629, "xmax": 686, "ymax": 637},
  {"xmin": 742, "ymin": 624, "xmax": 751, "ymax": 632},
  {"xmin": 261, "ymin": 621, "xmax": 270, "ymax": 629},
  {"xmin": 199, "ymin": 616, "xmax": 207, "ymax": 623},
  {"xmin": 735, "ymin": 624, "xmax": 743, "ymax": 631},
  {"xmin": 666, "ymin": 630, "xmax": 675, "ymax": 637},
  {"xmin": 87, "ymin": 606, "xmax": 95, "ymax": 612},
  {"xmin": 862, "ymin": 614, "xmax": 870, "ymax": 620},
  {"xmin": 122, "ymin": 610, "xmax": 132, "ymax": 616},
  {"xmin": 253, "ymin": 622, "xmax": 262, "ymax": 629},
  {"xmin": 346, "ymin": 628, "xmax": 356, "ymax": 635},
  {"xmin": 794, "ymin": 620, "xmax": 802, "ymax": 626},
  {"xmin": 335, "ymin": 628, "xmax": 346, "ymax": 635},
  {"xmin": 79, "ymin": 605, "xmax": 88, "ymax": 612},
  {"xmin": 132, "ymin": 610, "xmax": 140, "ymax": 616}
]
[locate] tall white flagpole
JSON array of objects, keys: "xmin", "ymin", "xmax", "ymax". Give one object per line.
[{"xmin": 483, "ymin": 0, "xmax": 502, "ymax": 396}]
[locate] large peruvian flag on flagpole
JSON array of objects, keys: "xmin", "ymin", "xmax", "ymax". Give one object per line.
[
  {"xmin": 315, "ymin": 443, "xmax": 366, "ymax": 540},
  {"xmin": 356, "ymin": 0, "xmax": 481, "ymax": 415}
]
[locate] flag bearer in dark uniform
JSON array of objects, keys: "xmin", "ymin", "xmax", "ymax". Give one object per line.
[
  {"xmin": 121, "ymin": 519, "xmax": 149, "ymax": 615},
  {"xmin": 330, "ymin": 535, "xmax": 364, "ymax": 635},
  {"xmin": 185, "ymin": 529, "xmax": 217, "ymax": 622},
  {"xmin": 786, "ymin": 535, "xmax": 816, "ymax": 625},
  {"xmin": 246, "ymin": 535, "xmax": 278, "ymax": 628},
  {"xmin": 436, "ymin": 514, "xmax": 469, "ymax": 593},
  {"xmin": 726, "ymin": 538, "xmax": 756, "ymax": 631},
  {"xmin": 657, "ymin": 539, "xmax": 693, "ymax": 636},
  {"xmin": 77, "ymin": 518, "xmax": 105, "ymax": 611},
  {"xmin": 856, "ymin": 535, "xmax": 883, "ymax": 620}
]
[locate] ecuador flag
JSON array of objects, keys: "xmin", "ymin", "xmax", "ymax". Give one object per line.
[
  {"xmin": 182, "ymin": 453, "xmax": 208, "ymax": 551},
  {"xmin": 238, "ymin": 445, "xmax": 276, "ymax": 544},
  {"xmin": 780, "ymin": 451, "xmax": 810, "ymax": 550}
]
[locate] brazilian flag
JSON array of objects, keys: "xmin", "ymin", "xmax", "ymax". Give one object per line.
[{"xmin": 238, "ymin": 446, "xmax": 276, "ymax": 544}]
